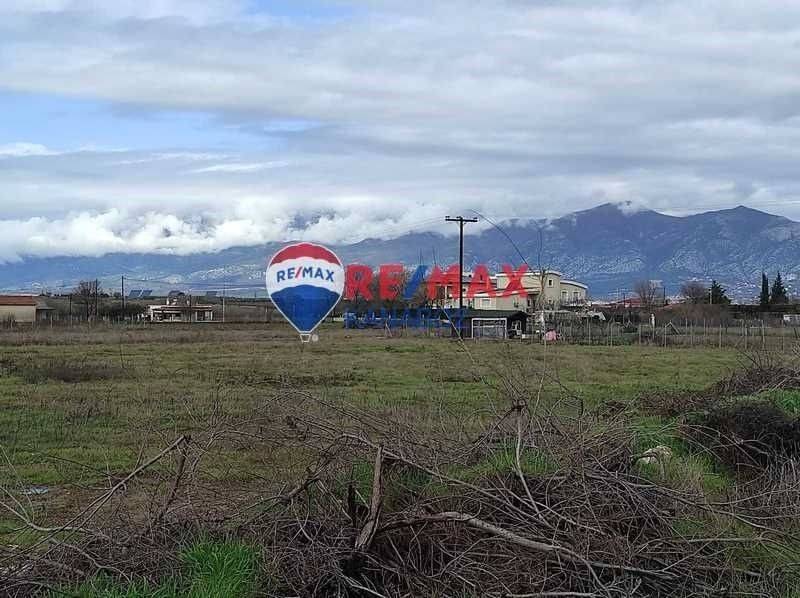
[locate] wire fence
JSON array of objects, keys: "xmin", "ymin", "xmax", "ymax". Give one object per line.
[{"xmin": 542, "ymin": 318, "xmax": 797, "ymax": 351}]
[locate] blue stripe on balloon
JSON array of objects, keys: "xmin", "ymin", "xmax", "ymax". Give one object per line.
[{"xmin": 271, "ymin": 285, "xmax": 341, "ymax": 333}]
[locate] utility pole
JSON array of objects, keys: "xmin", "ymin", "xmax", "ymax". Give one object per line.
[
  {"xmin": 444, "ymin": 216, "xmax": 478, "ymax": 311},
  {"xmin": 121, "ymin": 275, "xmax": 125, "ymax": 320}
]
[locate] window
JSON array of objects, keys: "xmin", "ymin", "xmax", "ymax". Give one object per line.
[
  {"xmin": 548, "ymin": 279, "xmax": 553, "ymax": 287},
  {"xmin": 481, "ymin": 298, "xmax": 491, "ymax": 307},
  {"xmin": 561, "ymin": 290, "xmax": 567, "ymax": 301},
  {"xmin": 573, "ymin": 291, "xmax": 579, "ymax": 301}
]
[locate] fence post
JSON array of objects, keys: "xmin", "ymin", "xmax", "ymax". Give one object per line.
[
  {"xmin": 782, "ymin": 319, "xmax": 786, "ymax": 353},
  {"xmin": 744, "ymin": 320, "xmax": 748, "ymax": 351}
]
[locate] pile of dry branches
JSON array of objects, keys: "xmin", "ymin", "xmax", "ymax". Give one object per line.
[
  {"xmin": 3, "ymin": 357, "xmax": 800, "ymax": 597},
  {"xmin": 641, "ymin": 348, "xmax": 800, "ymax": 418}
]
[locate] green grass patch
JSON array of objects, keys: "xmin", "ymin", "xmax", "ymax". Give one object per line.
[
  {"xmin": 633, "ymin": 417, "xmax": 733, "ymax": 495},
  {"xmin": 452, "ymin": 446, "xmax": 559, "ymax": 482},
  {"xmin": 760, "ymin": 389, "xmax": 800, "ymax": 416},
  {"xmin": 182, "ymin": 541, "xmax": 258, "ymax": 598},
  {"xmin": 66, "ymin": 541, "xmax": 259, "ymax": 598},
  {"xmin": 632, "ymin": 416, "xmax": 688, "ymax": 455}
]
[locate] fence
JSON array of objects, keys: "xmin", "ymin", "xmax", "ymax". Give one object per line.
[{"xmin": 546, "ymin": 318, "xmax": 797, "ymax": 351}]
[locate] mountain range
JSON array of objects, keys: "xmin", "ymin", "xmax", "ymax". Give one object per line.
[{"xmin": 2, "ymin": 203, "xmax": 798, "ymax": 300}]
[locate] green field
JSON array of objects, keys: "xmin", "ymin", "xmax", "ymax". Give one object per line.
[
  {"xmin": 1, "ymin": 324, "xmax": 798, "ymax": 597},
  {"xmin": 0, "ymin": 324, "xmax": 741, "ymax": 485}
]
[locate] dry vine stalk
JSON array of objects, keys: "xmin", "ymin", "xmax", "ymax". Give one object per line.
[{"xmin": 1, "ymin": 351, "xmax": 799, "ymax": 597}]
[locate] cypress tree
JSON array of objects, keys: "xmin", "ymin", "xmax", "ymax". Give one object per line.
[
  {"xmin": 759, "ymin": 272, "xmax": 770, "ymax": 309},
  {"xmin": 770, "ymin": 271, "xmax": 789, "ymax": 304}
]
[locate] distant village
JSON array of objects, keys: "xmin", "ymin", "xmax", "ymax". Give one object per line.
[{"xmin": 0, "ymin": 267, "xmax": 797, "ymax": 342}]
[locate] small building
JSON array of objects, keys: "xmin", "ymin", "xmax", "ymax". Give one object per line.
[
  {"xmin": 148, "ymin": 292, "xmax": 214, "ymax": 323},
  {"xmin": 784, "ymin": 314, "xmax": 800, "ymax": 326},
  {"xmin": 444, "ymin": 309, "xmax": 529, "ymax": 339},
  {"xmin": 0, "ymin": 295, "xmax": 53, "ymax": 324},
  {"xmin": 0, "ymin": 295, "xmax": 37, "ymax": 323}
]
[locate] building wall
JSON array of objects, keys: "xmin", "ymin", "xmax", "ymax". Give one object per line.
[
  {"xmin": 492, "ymin": 271, "xmax": 588, "ymax": 309},
  {"xmin": 445, "ymin": 270, "xmax": 588, "ymax": 310},
  {"xmin": 0, "ymin": 305, "xmax": 36, "ymax": 323},
  {"xmin": 560, "ymin": 281, "xmax": 588, "ymax": 305},
  {"xmin": 470, "ymin": 294, "xmax": 528, "ymax": 311}
]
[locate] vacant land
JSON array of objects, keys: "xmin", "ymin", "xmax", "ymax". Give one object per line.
[
  {"xmin": 1, "ymin": 324, "xmax": 798, "ymax": 596},
  {"xmin": 0, "ymin": 324, "xmax": 740, "ymax": 487}
]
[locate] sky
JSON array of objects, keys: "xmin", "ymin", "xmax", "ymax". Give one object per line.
[{"xmin": 1, "ymin": 0, "xmax": 800, "ymax": 261}]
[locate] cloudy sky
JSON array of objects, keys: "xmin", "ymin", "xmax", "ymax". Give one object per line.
[{"xmin": 1, "ymin": 0, "xmax": 800, "ymax": 261}]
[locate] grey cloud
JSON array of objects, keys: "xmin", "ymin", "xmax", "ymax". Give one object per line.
[{"xmin": 1, "ymin": 0, "xmax": 800, "ymax": 258}]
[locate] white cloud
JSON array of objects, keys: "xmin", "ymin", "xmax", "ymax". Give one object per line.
[
  {"xmin": 0, "ymin": 142, "xmax": 58, "ymax": 157},
  {"xmin": 1, "ymin": 1, "xmax": 800, "ymax": 258},
  {"xmin": 191, "ymin": 161, "xmax": 290, "ymax": 174}
]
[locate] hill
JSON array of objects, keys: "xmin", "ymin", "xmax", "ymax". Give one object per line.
[{"xmin": 2, "ymin": 203, "xmax": 798, "ymax": 299}]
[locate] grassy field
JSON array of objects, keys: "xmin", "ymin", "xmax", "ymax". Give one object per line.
[
  {"xmin": 0, "ymin": 323, "xmax": 796, "ymax": 596},
  {"xmin": 0, "ymin": 324, "xmax": 742, "ymax": 486}
]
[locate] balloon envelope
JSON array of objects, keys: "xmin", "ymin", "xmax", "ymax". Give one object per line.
[{"xmin": 266, "ymin": 243, "xmax": 345, "ymax": 335}]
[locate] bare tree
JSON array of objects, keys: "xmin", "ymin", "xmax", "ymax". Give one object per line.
[
  {"xmin": 633, "ymin": 280, "xmax": 658, "ymax": 308},
  {"xmin": 680, "ymin": 281, "xmax": 708, "ymax": 304},
  {"xmin": 73, "ymin": 280, "xmax": 99, "ymax": 321}
]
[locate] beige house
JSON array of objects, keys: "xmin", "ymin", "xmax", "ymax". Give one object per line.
[
  {"xmin": 0, "ymin": 295, "xmax": 54, "ymax": 323},
  {"xmin": 444, "ymin": 271, "xmax": 588, "ymax": 312}
]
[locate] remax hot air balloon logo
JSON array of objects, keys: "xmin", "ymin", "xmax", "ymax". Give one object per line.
[{"xmin": 266, "ymin": 242, "xmax": 345, "ymax": 341}]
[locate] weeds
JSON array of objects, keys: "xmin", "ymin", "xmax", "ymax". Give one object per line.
[
  {"xmin": 1, "ymin": 358, "xmax": 127, "ymax": 384},
  {"xmin": 0, "ymin": 330, "xmax": 797, "ymax": 597}
]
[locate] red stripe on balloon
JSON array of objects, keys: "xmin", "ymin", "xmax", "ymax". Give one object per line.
[{"xmin": 270, "ymin": 243, "xmax": 341, "ymax": 266}]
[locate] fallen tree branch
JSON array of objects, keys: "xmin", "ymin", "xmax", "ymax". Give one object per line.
[
  {"xmin": 354, "ymin": 445, "xmax": 383, "ymax": 553},
  {"xmin": 378, "ymin": 511, "xmax": 679, "ymax": 583}
]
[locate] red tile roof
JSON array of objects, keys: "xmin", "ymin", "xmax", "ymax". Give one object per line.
[{"xmin": 0, "ymin": 295, "xmax": 38, "ymax": 306}]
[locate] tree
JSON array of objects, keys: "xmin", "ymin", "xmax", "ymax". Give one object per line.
[
  {"xmin": 680, "ymin": 281, "xmax": 708, "ymax": 304},
  {"xmin": 709, "ymin": 280, "xmax": 731, "ymax": 305},
  {"xmin": 73, "ymin": 280, "xmax": 100, "ymax": 321},
  {"xmin": 759, "ymin": 272, "xmax": 770, "ymax": 309},
  {"xmin": 771, "ymin": 271, "xmax": 789, "ymax": 305},
  {"xmin": 633, "ymin": 280, "xmax": 659, "ymax": 308}
]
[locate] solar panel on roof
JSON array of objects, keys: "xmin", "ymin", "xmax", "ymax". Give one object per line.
[
  {"xmin": 128, "ymin": 289, "xmax": 142, "ymax": 298},
  {"xmin": 141, "ymin": 290, "xmax": 153, "ymax": 298}
]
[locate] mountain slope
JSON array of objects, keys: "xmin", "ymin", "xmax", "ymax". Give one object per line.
[{"xmin": 2, "ymin": 204, "xmax": 799, "ymax": 299}]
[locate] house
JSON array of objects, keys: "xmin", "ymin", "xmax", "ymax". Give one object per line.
[
  {"xmin": 443, "ymin": 270, "xmax": 588, "ymax": 312},
  {"xmin": 0, "ymin": 295, "xmax": 54, "ymax": 324},
  {"xmin": 148, "ymin": 292, "xmax": 214, "ymax": 323}
]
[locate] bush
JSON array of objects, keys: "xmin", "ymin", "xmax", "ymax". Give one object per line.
[{"xmin": 698, "ymin": 399, "xmax": 800, "ymax": 468}]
